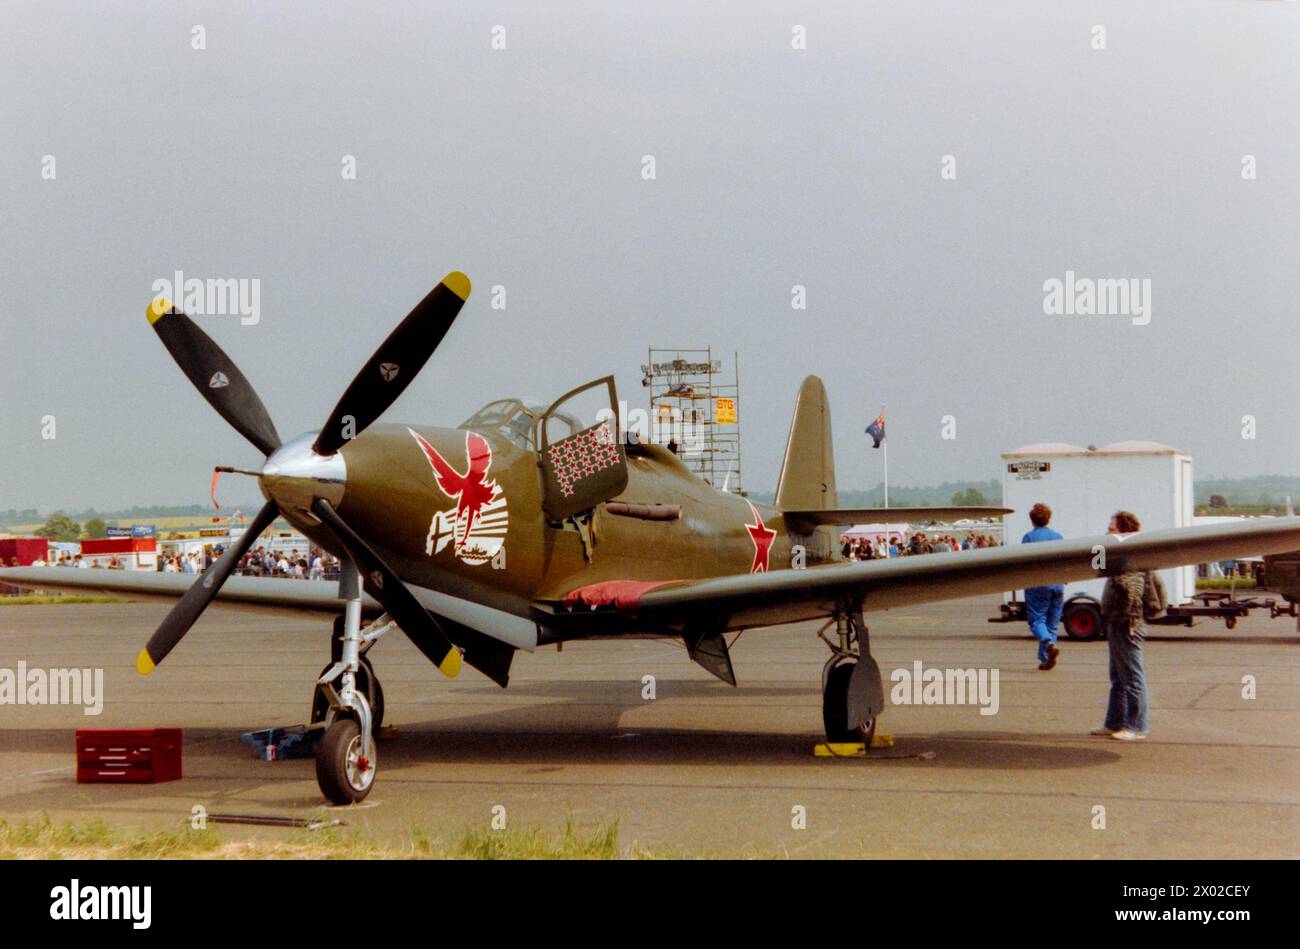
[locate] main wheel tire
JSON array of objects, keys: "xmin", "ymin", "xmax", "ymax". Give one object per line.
[
  {"xmin": 311, "ymin": 658, "xmax": 384, "ymax": 731},
  {"xmin": 822, "ymin": 661, "xmax": 877, "ymax": 745},
  {"xmin": 316, "ymin": 717, "xmax": 376, "ymax": 805},
  {"xmin": 370, "ymin": 675, "xmax": 385, "ymax": 731},
  {"xmin": 1062, "ymin": 601, "xmax": 1102, "ymax": 641}
]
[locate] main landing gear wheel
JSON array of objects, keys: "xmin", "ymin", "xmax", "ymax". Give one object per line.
[
  {"xmin": 822, "ymin": 661, "xmax": 877, "ymax": 745},
  {"xmin": 316, "ymin": 717, "xmax": 376, "ymax": 805},
  {"xmin": 311, "ymin": 657, "xmax": 385, "ymax": 732}
]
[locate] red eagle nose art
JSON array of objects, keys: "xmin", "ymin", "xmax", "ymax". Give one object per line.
[{"xmin": 409, "ymin": 428, "xmax": 500, "ymax": 551}]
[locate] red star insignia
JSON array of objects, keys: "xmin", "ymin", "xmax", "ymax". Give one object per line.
[{"xmin": 744, "ymin": 501, "xmax": 776, "ymax": 573}]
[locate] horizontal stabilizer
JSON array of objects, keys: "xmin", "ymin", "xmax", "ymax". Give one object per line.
[{"xmin": 784, "ymin": 506, "xmax": 1011, "ymax": 532}]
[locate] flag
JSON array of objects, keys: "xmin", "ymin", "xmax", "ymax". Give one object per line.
[{"xmin": 865, "ymin": 414, "xmax": 886, "ymax": 448}]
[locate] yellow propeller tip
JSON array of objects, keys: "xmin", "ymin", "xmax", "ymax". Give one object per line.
[
  {"xmin": 439, "ymin": 648, "xmax": 462, "ymax": 679},
  {"xmin": 442, "ymin": 271, "xmax": 471, "ymax": 301},
  {"xmin": 147, "ymin": 298, "xmax": 172, "ymax": 324},
  {"xmin": 135, "ymin": 649, "xmax": 156, "ymax": 676}
]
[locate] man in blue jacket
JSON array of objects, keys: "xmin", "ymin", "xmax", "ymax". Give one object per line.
[{"xmin": 1023, "ymin": 502, "xmax": 1064, "ymax": 670}]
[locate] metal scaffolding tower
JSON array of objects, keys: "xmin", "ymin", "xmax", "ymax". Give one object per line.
[{"xmin": 641, "ymin": 348, "xmax": 743, "ymax": 493}]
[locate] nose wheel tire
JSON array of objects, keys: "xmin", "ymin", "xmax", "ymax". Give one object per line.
[
  {"xmin": 316, "ymin": 717, "xmax": 376, "ymax": 805},
  {"xmin": 822, "ymin": 661, "xmax": 877, "ymax": 745}
]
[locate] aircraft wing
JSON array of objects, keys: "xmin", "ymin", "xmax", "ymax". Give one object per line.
[
  {"xmin": 0, "ymin": 565, "xmax": 540, "ymax": 656},
  {"xmin": 0, "ymin": 567, "xmax": 367, "ymax": 612},
  {"xmin": 623, "ymin": 518, "xmax": 1300, "ymax": 630}
]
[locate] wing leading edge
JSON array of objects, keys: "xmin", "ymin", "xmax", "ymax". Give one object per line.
[
  {"xmin": 0, "ymin": 566, "xmax": 366, "ymax": 612},
  {"xmin": 628, "ymin": 517, "xmax": 1300, "ymax": 630}
]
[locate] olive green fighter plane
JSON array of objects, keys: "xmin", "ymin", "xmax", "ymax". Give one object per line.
[{"xmin": 8, "ymin": 271, "xmax": 1300, "ymax": 805}]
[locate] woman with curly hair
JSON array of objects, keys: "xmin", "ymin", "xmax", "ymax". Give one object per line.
[{"xmin": 1094, "ymin": 511, "xmax": 1166, "ymax": 741}]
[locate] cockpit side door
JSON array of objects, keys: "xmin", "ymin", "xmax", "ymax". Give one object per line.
[{"xmin": 537, "ymin": 376, "xmax": 629, "ymax": 522}]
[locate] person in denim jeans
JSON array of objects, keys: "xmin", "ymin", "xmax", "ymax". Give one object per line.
[
  {"xmin": 1022, "ymin": 502, "xmax": 1064, "ymax": 670},
  {"xmin": 1093, "ymin": 510, "xmax": 1164, "ymax": 741},
  {"xmin": 1102, "ymin": 595, "xmax": 1148, "ymax": 739}
]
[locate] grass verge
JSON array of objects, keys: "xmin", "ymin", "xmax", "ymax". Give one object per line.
[
  {"xmin": 0, "ymin": 815, "xmax": 661, "ymax": 860},
  {"xmin": 1194, "ymin": 578, "xmax": 1257, "ymax": 590},
  {"xmin": 0, "ymin": 594, "xmax": 133, "ymax": 605}
]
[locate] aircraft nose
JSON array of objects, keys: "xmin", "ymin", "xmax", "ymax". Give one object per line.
[{"xmin": 259, "ymin": 432, "xmax": 347, "ymax": 516}]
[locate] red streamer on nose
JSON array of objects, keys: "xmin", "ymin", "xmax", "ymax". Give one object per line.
[{"xmin": 210, "ymin": 468, "xmax": 222, "ymax": 510}]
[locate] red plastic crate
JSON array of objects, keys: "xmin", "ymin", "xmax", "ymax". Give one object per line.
[{"xmin": 75, "ymin": 729, "xmax": 182, "ymax": 784}]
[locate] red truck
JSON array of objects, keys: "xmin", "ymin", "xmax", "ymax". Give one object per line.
[{"xmin": 0, "ymin": 537, "xmax": 49, "ymax": 566}]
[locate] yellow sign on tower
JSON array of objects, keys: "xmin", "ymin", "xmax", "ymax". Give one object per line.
[{"xmin": 715, "ymin": 397, "xmax": 736, "ymax": 424}]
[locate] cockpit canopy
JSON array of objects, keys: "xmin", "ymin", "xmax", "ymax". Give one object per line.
[{"xmin": 459, "ymin": 398, "xmax": 583, "ymax": 452}]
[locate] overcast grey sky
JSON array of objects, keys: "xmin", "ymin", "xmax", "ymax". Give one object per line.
[{"xmin": 2, "ymin": 1, "xmax": 1297, "ymax": 512}]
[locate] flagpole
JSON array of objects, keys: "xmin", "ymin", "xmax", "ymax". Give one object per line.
[{"xmin": 881, "ymin": 403, "xmax": 888, "ymax": 509}]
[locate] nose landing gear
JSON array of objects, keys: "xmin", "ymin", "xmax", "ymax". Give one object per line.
[
  {"xmin": 312, "ymin": 613, "xmax": 386, "ymax": 732},
  {"xmin": 313, "ymin": 562, "xmax": 395, "ymax": 805}
]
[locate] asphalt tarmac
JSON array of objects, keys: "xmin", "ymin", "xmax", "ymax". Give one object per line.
[{"xmin": 1, "ymin": 594, "xmax": 1296, "ymax": 858}]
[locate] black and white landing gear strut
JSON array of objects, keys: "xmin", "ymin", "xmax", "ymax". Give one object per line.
[
  {"xmin": 313, "ymin": 562, "xmax": 395, "ymax": 805},
  {"xmin": 818, "ymin": 607, "xmax": 885, "ymax": 745}
]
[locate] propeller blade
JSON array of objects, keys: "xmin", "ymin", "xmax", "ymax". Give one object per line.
[
  {"xmin": 312, "ymin": 272, "xmax": 470, "ymax": 455},
  {"xmin": 135, "ymin": 500, "xmax": 279, "ymax": 675},
  {"xmin": 310, "ymin": 497, "xmax": 461, "ymax": 678},
  {"xmin": 147, "ymin": 299, "xmax": 282, "ymax": 456}
]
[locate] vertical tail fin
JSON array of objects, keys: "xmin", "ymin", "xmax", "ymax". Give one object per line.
[{"xmin": 775, "ymin": 376, "xmax": 837, "ymax": 511}]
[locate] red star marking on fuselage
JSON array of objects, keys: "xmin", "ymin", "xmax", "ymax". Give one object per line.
[
  {"xmin": 744, "ymin": 500, "xmax": 776, "ymax": 573},
  {"xmin": 409, "ymin": 429, "xmax": 497, "ymax": 550}
]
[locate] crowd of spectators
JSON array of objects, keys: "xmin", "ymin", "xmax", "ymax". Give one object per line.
[
  {"xmin": 231, "ymin": 546, "xmax": 342, "ymax": 580},
  {"xmin": 840, "ymin": 532, "xmax": 1002, "ymax": 561},
  {"xmin": 15, "ymin": 546, "xmax": 342, "ymax": 580}
]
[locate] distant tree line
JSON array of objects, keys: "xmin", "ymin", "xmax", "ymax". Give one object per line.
[
  {"xmin": 1195, "ymin": 475, "xmax": 1300, "ymax": 507},
  {"xmin": 747, "ymin": 480, "xmax": 1001, "ymax": 508},
  {"xmin": 10, "ymin": 475, "xmax": 1300, "ymax": 536},
  {"xmin": 33, "ymin": 513, "xmax": 82, "ymax": 541},
  {"xmin": 2, "ymin": 502, "xmax": 262, "ymax": 534}
]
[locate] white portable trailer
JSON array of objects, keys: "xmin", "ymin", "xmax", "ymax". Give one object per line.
[{"xmin": 1000, "ymin": 441, "xmax": 1195, "ymax": 638}]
